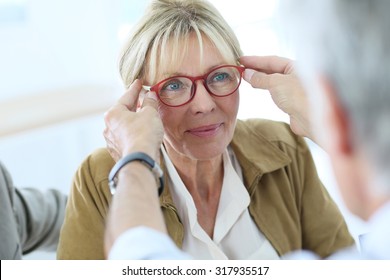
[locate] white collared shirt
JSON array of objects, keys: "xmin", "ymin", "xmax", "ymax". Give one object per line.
[
  {"xmin": 162, "ymin": 145, "xmax": 279, "ymax": 260},
  {"xmin": 360, "ymin": 201, "xmax": 390, "ymax": 259}
]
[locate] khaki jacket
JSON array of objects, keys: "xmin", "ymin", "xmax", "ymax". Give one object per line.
[{"xmin": 57, "ymin": 119, "xmax": 354, "ymax": 259}]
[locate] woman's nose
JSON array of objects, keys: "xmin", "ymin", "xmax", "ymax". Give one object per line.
[{"xmin": 189, "ymin": 81, "xmax": 216, "ymax": 114}]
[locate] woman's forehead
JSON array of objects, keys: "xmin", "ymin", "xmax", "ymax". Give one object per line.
[{"xmin": 152, "ymin": 35, "xmax": 234, "ymax": 80}]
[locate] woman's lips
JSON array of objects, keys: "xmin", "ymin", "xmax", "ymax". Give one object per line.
[{"xmin": 187, "ymin": 123, "xmax": 222, "ymax": 137}]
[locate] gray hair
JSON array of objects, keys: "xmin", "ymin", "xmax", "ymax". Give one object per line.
[
  {"xmin": 279, "ymin": 0, "xmax": 390, "ymax": 195},
  {"xmin": 119, "ymin": 0, "xmax": 242, "ymax": 88}
]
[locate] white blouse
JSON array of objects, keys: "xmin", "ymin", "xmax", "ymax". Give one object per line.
[{"xmin": 161, "ymin": 145, "xmax": 279, "ymax": 260}]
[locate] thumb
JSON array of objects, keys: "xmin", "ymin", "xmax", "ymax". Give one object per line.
[
  {"xmin": 141, "ymin": 91, "xmax": 159, "ymax": 110},
  {"xmin": 243, "ymin": 68, "xmax": 271, "ymax": 90}
]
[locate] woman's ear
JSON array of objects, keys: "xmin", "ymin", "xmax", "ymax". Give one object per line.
[{"xmin": 318, "ymin": 76, "xmax": 353, "ymax": 157}]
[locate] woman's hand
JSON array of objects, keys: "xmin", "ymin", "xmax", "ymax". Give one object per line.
[
  {"xmin": 240, "ymin": 56, "xmax": 314, "ymax": 142},
  {"xmin": 103, "ymin": 79, "xmax": 164, "ymax": 162}
]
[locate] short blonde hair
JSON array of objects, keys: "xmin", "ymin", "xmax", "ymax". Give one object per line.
[{"xmin": 119, "ymin": 0, "xmax": 243, "ymax": 88}]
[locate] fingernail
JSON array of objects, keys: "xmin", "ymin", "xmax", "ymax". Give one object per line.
[
  {"xmin": 147, "ymin": 91, "xmax": 157, "ymax": 101},
  {"xmin": 243, "ymin": 69, "xmax": 256, "ymax": 82}
]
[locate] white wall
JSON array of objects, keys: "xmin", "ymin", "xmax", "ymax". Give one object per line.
[
  {"xmin": 0, "ymin": 0, "xmax": 123, "ymax": 98},
  {"xmin": 0, "ymin": 0, "xmax": 138, "ymax": 190}
]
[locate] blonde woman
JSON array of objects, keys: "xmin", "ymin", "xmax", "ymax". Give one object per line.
[{"xmin": 58, "ymin": 0, "xmax": 354, "ymax": 260}]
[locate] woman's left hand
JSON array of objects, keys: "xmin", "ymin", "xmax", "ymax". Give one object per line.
[{"xmin": 103, "ymin": 79, "xmax": 164, "ymax": 162}]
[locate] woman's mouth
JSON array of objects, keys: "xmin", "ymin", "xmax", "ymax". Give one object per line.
[{"xmin": 187, "ymin": 123, "xmax": 223, "ymax": 137}]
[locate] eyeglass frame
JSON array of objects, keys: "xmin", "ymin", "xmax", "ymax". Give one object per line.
[{"xmin": 142, "ymin": 65, "xmax": 245, "ymax": 107}]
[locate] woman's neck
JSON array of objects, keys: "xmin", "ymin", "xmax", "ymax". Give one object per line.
[
  {"xmin": 163, "ymin": 141, "xmax": 224, "ymax": 200},
  {"xmin": 163, "ymin": 141, "xmax": 225, "ymax": 237}
]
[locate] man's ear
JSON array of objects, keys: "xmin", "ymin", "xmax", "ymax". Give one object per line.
[{"xmin": 318, "ymin": 76, "xmax": 353, "ymax": 156}]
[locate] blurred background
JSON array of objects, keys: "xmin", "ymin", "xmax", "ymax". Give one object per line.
[{"xmin": 0, "ymin": 0, "xmax": 367, "ymax": 259}]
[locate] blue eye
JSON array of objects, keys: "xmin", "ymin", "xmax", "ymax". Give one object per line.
[
  {"xmin": 213, "ymin": 73, "xmax": 228, "ymax": 82},
  {"xmin": 163, "ymin": 81, "xmax": 182, "ymax": 91},
  {"xmin": 208, "ymin": 72, "xmax": 232, "ymax": 85}
]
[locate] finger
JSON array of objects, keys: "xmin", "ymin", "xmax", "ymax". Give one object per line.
[
  {"xmin": 136, "ymin": 89, "xmax": 148, "ymax": 112},
  {"xmin": 103, "ymin": 131, "xmax": 121, "ymax": 161},
  {"xmin": 106, "ymin": 144, "xmax": 120, "ymax": 162},
  {"xmin": 140, "ymin": 91, "xmax": 159, "ymax": 110},
  {"xmin": 240, "ymin": 56, "xmax": 292, "ymax": 74},
  {"xmin": 118, "ymin": 79, "xmax": 143, "ymax": 111},
  {"xmin": 103, "ymin": 126, "xmax": 109, "ymax": 139},
  {"xmin": 243, "ymin": 69, "xmax": 272, "ymax": 90},
  {"xmin": 104, "ymin": 104, "xmax": 125, "ymax": 127}
]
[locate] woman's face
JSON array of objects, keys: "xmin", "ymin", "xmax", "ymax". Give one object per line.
[{"xmin": 155, "ymin": 35, "xmax": 240, "ymax": 160}]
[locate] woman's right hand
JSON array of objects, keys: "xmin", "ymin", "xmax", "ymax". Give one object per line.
[{"xmin": 103, "ymin": 79, "xmax": 164, "ymax": 162}]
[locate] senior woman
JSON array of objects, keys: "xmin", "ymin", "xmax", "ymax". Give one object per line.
[{"xmin": 57, "ymin": 0, "xmax": 354, "ymax": 260}]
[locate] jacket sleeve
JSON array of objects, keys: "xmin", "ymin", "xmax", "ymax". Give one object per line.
[
  {"xmin": 16, "ymin": 187, "xmax": 67, "ymax": 254},
  {"xmin": 292, "ymin": 136, "xmax": 355, "ymax": 257},
  {"xmin": 0, "ymin": 161, "xmax": 67, "ymax": 259},
  {"xmin": 57, "ymin": 150, "xmax": 112, "ymax": 260}
]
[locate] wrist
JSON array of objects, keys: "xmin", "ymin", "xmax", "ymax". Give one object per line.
[
  {"xmin": 108, "ymin": 152, "xmax": 164, "ymax": 196},
  {"xmin": 118, "ymin": 162, "xmax": 157, "ymax": 192},
  {"xmin": 122, "ymin": 145, "xmax": 159, "ymax": 162}
]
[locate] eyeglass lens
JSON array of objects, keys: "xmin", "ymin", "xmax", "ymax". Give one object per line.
[{"xmin": 158, "ymin": 66, "xmax": 241, "ymax": 106}]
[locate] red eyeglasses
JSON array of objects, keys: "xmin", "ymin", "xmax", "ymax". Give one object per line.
[{"xmin": 143, "ymin": 65, "xmax": 245, "ymax": 107}]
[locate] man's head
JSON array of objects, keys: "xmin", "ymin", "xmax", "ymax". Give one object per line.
[{"xmin": 279, "ymin": 0, "xmax": 390, "ymax": 219}]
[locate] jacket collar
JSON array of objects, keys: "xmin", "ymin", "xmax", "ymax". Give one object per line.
[
  {"xmin": 230, "ymin": 119, "xmax": 291, "ymax": 193},
  {"xmin": 159, "ymin": 151, "xmax": 175, "ymax": 206}
]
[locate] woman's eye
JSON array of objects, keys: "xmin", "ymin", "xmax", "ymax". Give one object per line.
[
  {"xmin": 211, "ymin": 72, "xmax": 229, "ymax": 83},
  {"xmin": 162, "ymin": 80, "xmax": 182, "ymax": 91}
]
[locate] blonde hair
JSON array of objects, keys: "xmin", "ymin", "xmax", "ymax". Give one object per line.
[{"xmin": 119, "ymin": 0, "xmax": 243, "ymax": 88}]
